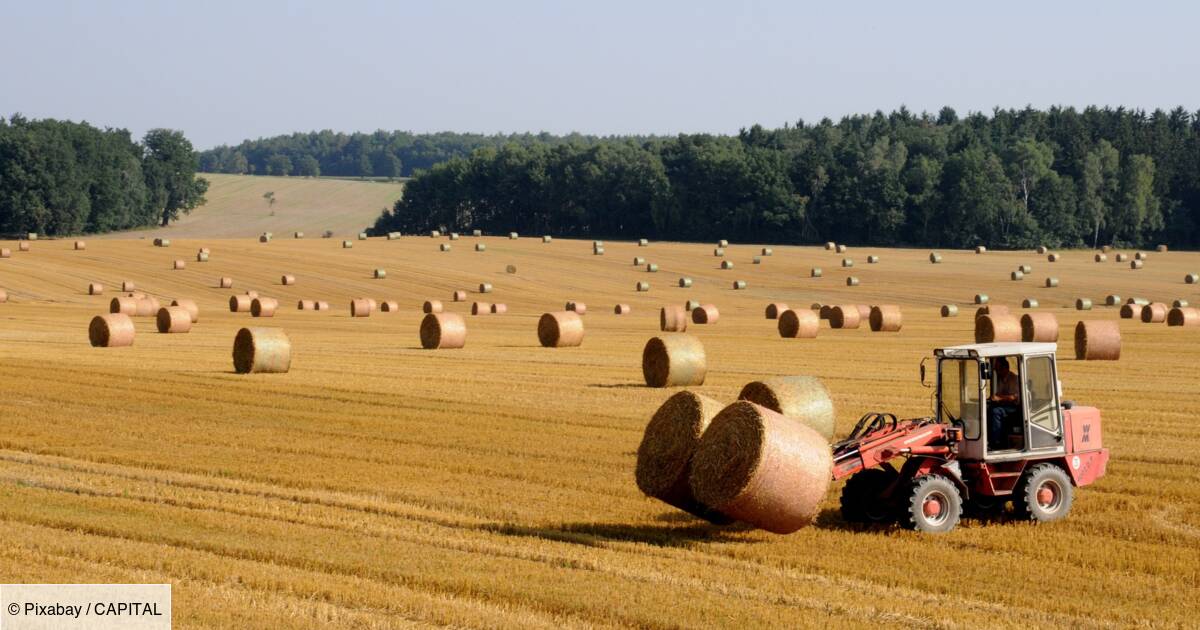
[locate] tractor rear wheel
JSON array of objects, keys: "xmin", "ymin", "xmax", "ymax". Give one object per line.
[
  {"xmin": 1013, "ymin": 464, "xmax": 1073, "ymax": 522},
  {"xmin": 840, "ymin": 468, "xmax": 899, "ymax": 523},
  {"xmin": 903, "ymin": 474, "xmax": 962, "ymax": 533}
]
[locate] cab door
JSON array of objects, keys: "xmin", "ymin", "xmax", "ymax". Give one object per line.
[{"xmin": 1022, "ymin": 354, "xmax": 1064, "ymax": 451}]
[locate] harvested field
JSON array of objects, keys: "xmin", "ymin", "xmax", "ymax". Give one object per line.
[{"xmin": 0, "ymin": 238, "xmax": 1197, "ymax": 627}]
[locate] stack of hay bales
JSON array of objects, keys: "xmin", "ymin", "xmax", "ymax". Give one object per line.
[{"xmin": 634, "ymin": 391, "xmax": 730, "ymax": 522}]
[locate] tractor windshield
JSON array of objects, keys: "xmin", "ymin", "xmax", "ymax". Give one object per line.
[{"xmin": 940, "ymin": 359, "xmax": 981, "ymax": 439}]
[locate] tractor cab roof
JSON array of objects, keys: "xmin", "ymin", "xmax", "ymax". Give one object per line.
[{"xmin": 935, "ymin": 342, "xmax": 1057, "ymax": 359}]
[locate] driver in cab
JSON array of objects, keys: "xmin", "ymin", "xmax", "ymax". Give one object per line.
[{"xmin": 988, "ymin": 358, "xmax": 1020, "ymax": 450}]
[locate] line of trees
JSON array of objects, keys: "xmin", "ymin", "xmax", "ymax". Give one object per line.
[
  {"xmin": 373, "ymin": 106, "xmax": 1200, "ymax": 249},
  {"xmin": 198, "ymin": 131, "xmax": 642, "ymax": 179},
  {"xmin": 0, "ymin": 116, "xmax": 208, "ymax": 235}
]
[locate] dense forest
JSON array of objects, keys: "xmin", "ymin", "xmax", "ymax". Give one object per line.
[
  {"xmin": 0, "ymin": 116, "xmax": 207, "ymax": 235},
  {"xmin": 374, "ymin": 107, "xmax": 1200, "ymax": 249},
  {"xmin": 197, "ymin": 131, "xmax": 643, "ymax": 179}
]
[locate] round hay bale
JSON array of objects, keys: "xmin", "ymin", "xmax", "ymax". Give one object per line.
[
  {"xmin": 381, "ymin": 300, "xmax": 400, "ymax": 312},
  {"xmin": 1095, "ymin": 253, "xmax": 1107, "ymax": 262},
  {"xmin": 854, "ymin": 304, "xmax": 871, "ymax": 320},
  {"xmin": 134, "ymin": 297, "xmax": 159, "ymax": 317},
  {"xmin": 1105, "ymin": 295, "xmax": 1121, "ymax": 306},
  {"xmin": 1045, "ymin": 277, "xmax": 1059, "ymax": 288},
  {"xmin": 196, "ymin": 252, "xmax": 209, "ymax": 262},
  {"xmin": 233, "ymin": 327, "xmax": 291, "ymax": 373},
  {"xmin": 244, "ymin": 290, "xmax": 259, "ymax": 299},
  {"xmin": 764, "ymin": 303, "xmax": 789, "ymax": 319},
  {"xmin": 761, "ymin": 247, "xmax": 772, "ymax": 256},
  {"xmin": 845, "ymin": 277, "xmax": 859, "ymax": 287},
  {"xmin": 297, "ymin": 300, "xmax": 315, "ymax": 310},
  {"xmin": 294, "ymin": 231, "xmax": 304, "ymax": 239},
  {"xmin": 1119, "ymin": 304, "xmax": 1136, "ymax": 319},
  {"xmin": 540, "ymin": 235, "xmax": 551, "ymax": 243},
  {"xmin": 453, "ymin": 290, "xmax": 467, "ymax": 302},
  {"xmin": 475, "ymin": 243, "xmax": 486, "ymax": 252},
  {"xmin": 678, "ymin": 277, "xmax": 692, "ymax": 288},
  {"xmin": 88, "ymin": 283, "xmax": 104, "ymax": 296},
  {"xmin": 430, "ymin": 230, "xmax": 441, "ymax": 238},
  {"xmin": 660, "ymin": 305, "xmax": 688, "ymax": 332},
  {"xmin": 692, "ymin": 304, "xmax": 719, "ymax": 324},
  {"xmin": 592, "ymin": 240, "xmax": 604, "ymax": 248},
  {"xmin": 689, "ymin": 401, "xmax": 832, "ymax": 534},
  {"xmin": 1036, "ymin": 246, "xmax": 1047, "ymax": 254},
  {"xmin": 719, "ymin": 239, "xmax": 729, "ymax": 248},
  {"xmin": 18, "ymin": 241, "xmax": 29, "ymax": 252},
  {"xmin": 1174, "ymin": 299, "xmax": 1190, "ymax": 308},
  {"xmin": 109, "ymin": 296, "xmax": 137, "ymax": 316},
  {"xmin": 229, "ymin": 295, "xmax": 251, "ymax": 313},
  {"xmin": 1101, "ymin": 245, "xmax": 1111, "ymax": 253},
  {"xmin": 478, "ymin": 282, "xmax": 492, "ymax": 293},
  {"xmin": 281, "ymin": 274, "xmax": 296, "ymax": 285},
  {"xmin": 423, "ymin": 300, "xmax": 443, "ymax": 314},
  {"xmin": 720, "ymin": 260, "xmax": 733, "ymax": 270},
  {"xmin": 824, "ymin": 242, "xmax": 835, "ymax": 250},
  {"xmin": 27, "ymin": 233, "xmax": 36, "ymax": 241},
  {"xmin": 974, "ymin": 294, "xmax": 989, "ymax": 305},
  {"xmin": 975, "ymin": 304, "xmax": 1010, "ymax": 319},
  {"xmin": 1127, "ymin": 297, "xmax": 1150, "ymax": 306},
  {"xmin": 1185, "ymin": 273, "xmax": 1198, "ymax": 284},
  {"xmin": 537, "ymin": 311, "xmax": 584, "ymax": 347},
  {"xmin": 350, "ymin": 298, "xmax": 373, "ymax": 317},
  {"xmin": 1022, "ymin": 298, "xmax": 1039, "ymax": 308},
  {"xmin": 1075, "ymin": 298, "xmax": 1093, "ymax": 311},
  {"xmin": 634, "ymin": 391, "xmax": 728, "ymax": 520},
  {"xmin": 713, "ymin": 248, "xmax": 725, "ymax": 257},
  {"xmin": 975, "ymin": 314, "xmax": 1021, "ymax": 343},
  {"xmin": 314, "ymin": 301, "xmax": 330, "ymax": 311},
  {"xmin": 1115, "ymin": 253, "xmax": 1128, "ymax": 262},
  {"xmin": 170, "ymin": 299, "xmax": 199, "ymax": 323},
  {"xmin": 374, "ymin": 269, "xmax": 387, "ymax": 279},
  {"xmin": 867, "ymin": 255, "xmax": 879, "ymax": 264},
  {"xmin": 636, "ymin": 281, "xmax": 650, "ymax": 292},
  {"xmin": 737, "ymin": 376, "xmax": 836, "ymax": 440},
  {"xmin": 440, "ymin": 243, "xmax": 451, "ymax": 252},
  {"xmin": 199, "ymin": 247, "xmax": 210, "ymax": 255},
  {"xmin": 684, "ymin": 300, "xmax": 701, "ymax": 312},
  {"xmin": 809, "ymin": 302, "xmax": 822, "ymax": 311},
  {"xmin": 842, "ymin": 258, "xmax": 854, "ymax": 268},
  {"xmin": 593, "ymin": 247, "xmax": 605, "ymax": 255},
  {"xmin": 508, "ymin": 232, "xmax": 519, "ymax": 240},
  {"xmin": 565, "ymin": 301, "xmax": 587, "ymax": 315},
  {"xmin": 1011, "ymin": 270, "xmax": 1024, "ymax": 281},
  {"xmin": 259, "ymin": 235, "xmax": 270, "ymax": 243},
  {"xmin": 810, "ymin": 267, "xmax": 822, "ymax": 278},
  {"xmin": 471, "ymin": 301, "xmax": 491, "ymax": 315},
  {"xmin": 89, "ymin": 314, "xmax": 135, "ymax": 347},
  {"xmin": 975, "ymin": 245, "xmax": 987, "ymax": 254},
  {"xmin": 342, "ymin": 240, "xmax": 353, "ymax": 249},
  {"xmin": 818, "ymin": 305, "xmax": 832, "ymax": 320},
  {"xmin": 633, "ymin": 256, "xmax": 646, "ymax": 266},
  {"xmin": 490, "ymin": 303, "xmax": 507, "ymax": 314},
  {"xmin": 1130, "ymin": 260, "xmax": 1144, "ymax": 270},
  {"xmin": 778, "ymin": 309, "xmax": 819, "ymax": 339},
  {"xmin": 1075, "ymin": 321, "xmax": 1120, "ymax": 360},
  {"xmin": 449, "ymin": 232, "xmax": 460, "ymax": 240},
  {"xmin": 639, "ymin": 238, "xmax": 650, "ymax": 247},
  {"xmin": 829, "ymin": 305, "xmax": 861, "ymax": 329},
  {"xmin": 1141, "ymin": 303, "xmax": 1168, "ymax": 323},
  {"xmin": 420, "ymin": 312, "xmax": 466, "ymax": 349},
  {"xmin": 122, "ymin": 281, "xmax": 136, "ymax": 292},
  {"xmin": 1157, "ymin": 244, "xmax": 1168, "ymax": 253},
  {"xmin": 506, "ymin": 265, "xmax": 517, "ymax": 274},
  {"xmin": 1168, "ymin": 307, "xmax": 1199, "ymax": 327},
  {"xmin": 869, "ymin": 305, "xmax": 902, "ymax": 332},
  {"xmin": 614, "ymin": 304, "xmax": 631, "ymax": 315},
  {"xmin": 473, "ymin": 229, "xmax": 483, "ymax": 237},
  {"xmin": 1135, "ymin": 251, "xmax": 1148, "ymax": 261},
  {"xmin": 219, "ymin": 277, "xmax": 233, "ymax": 289},
  {"xmin": 251, "ymin": 297, "xmax": 278, "ymax": 317},
  {"xmin": 156, "ymin": 306, "xmax": 193, "ymax": 333},
  {"xmin": 929, "ymin": 252, "xmax": 942, "ymax": 263},
  {"xmin": 836, "ymin": 244, "xmax": 847, "ymax": 253},
  {"xmin": 733, "ymin": 280, "xmax": 747, "ymax": 289},
  {"xmin": 646, "ymin": 263, "xmax": 659, "ymax": 272},
  {"xmin": 1021, "ymin": 313, "xmax": 1059, "ymax": 342},
  {"xmin": 941, "ymin": 304, "xmax": 959, "ymax": 317},
  {"xmin": 74, "ymin": 241, "xmax": 86, "ymax": 250},
  {"xmin": 642, "ymin": 334, "xmax": 706, "ymax": 387}
]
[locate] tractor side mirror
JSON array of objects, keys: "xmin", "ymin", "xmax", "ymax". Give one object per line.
[{"xmin": 919, "ymin": 358, "xmax": 930, "ymax": 388}]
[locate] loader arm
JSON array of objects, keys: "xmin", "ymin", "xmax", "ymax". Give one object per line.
[{"xmin": 831, "ymin": 415, "xmax": 959, "ymax": 481}]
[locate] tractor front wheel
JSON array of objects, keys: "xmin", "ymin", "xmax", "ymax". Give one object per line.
[
  {"xmin": 903, "ymin": 474, "xmax": 962, "ymax": 533},
  {"xmin": 840, "ymin": 468, "xmax": 899, "ymax": 524},
  {"xmin": 1013, "ymin": 464, "xmax": 1074, "ymax": 523}
]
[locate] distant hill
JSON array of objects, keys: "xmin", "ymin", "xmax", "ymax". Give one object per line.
[{"xmin": 101, "ymin": 174, "xmax": 404, "ymax": 239}]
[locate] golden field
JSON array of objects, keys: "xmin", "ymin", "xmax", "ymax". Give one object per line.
[{"xmin": 0, "ymin": 235, "xmax": 1198, "ymax": 628}]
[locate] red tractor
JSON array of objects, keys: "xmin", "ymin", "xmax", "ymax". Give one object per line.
[{"xmin": 832, "ymin": 342, "xmax": 1108, "ymax": 533}]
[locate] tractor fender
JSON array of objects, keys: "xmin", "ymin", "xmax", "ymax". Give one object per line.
[
  {"xmin": 1055, "ymin": 449, "xmax": 1110, "ymax": 487},
  {"xmin": 900, "ymin": 457, "xmax": 971, "ymax": 499}
]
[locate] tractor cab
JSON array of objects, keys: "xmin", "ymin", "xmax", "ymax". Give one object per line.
[{"xmin": 933, "ymin": 342, "xmax": 1065, "ymax": 461}]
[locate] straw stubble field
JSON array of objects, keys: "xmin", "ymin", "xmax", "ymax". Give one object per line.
[{"xmin": 0, "ymin": 236, "xmax": 1198, "ymax": 628}]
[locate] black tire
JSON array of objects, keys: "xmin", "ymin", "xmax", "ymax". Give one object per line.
[
  {"xmin": 1013, "ymin": 463, "xmax": 1074, "ymax": 523},
  {"xmin": 840, "ymin": 468, "xmax": 899, "ymax": 523},
  {"xmin": 903, "ymin": 474, "xmax": 962, "ymax": 533}
]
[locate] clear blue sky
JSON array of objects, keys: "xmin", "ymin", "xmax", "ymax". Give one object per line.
[{"xmin": 2, "ymin": 0, "xmax": 1196, "ymax": 149}]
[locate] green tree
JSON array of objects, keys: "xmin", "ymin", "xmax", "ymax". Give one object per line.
[
  {"xmin": 296, "ymin": 155, "xmax": 320, "ymax": 177},
  {"xmin": 266, "ymin": 154, "xmax": 293, "ymax": 176},
  {"xmin": 142, "ymin": 128, "xmax": 208, "ymax": 227},
  {"xmin": 1111, "ymin": 154, "xmax": 1162, "ymax": 245},
  {"xmin": 1080, "ymin": 140, "xmax": 1120, "ymax": 248}
]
